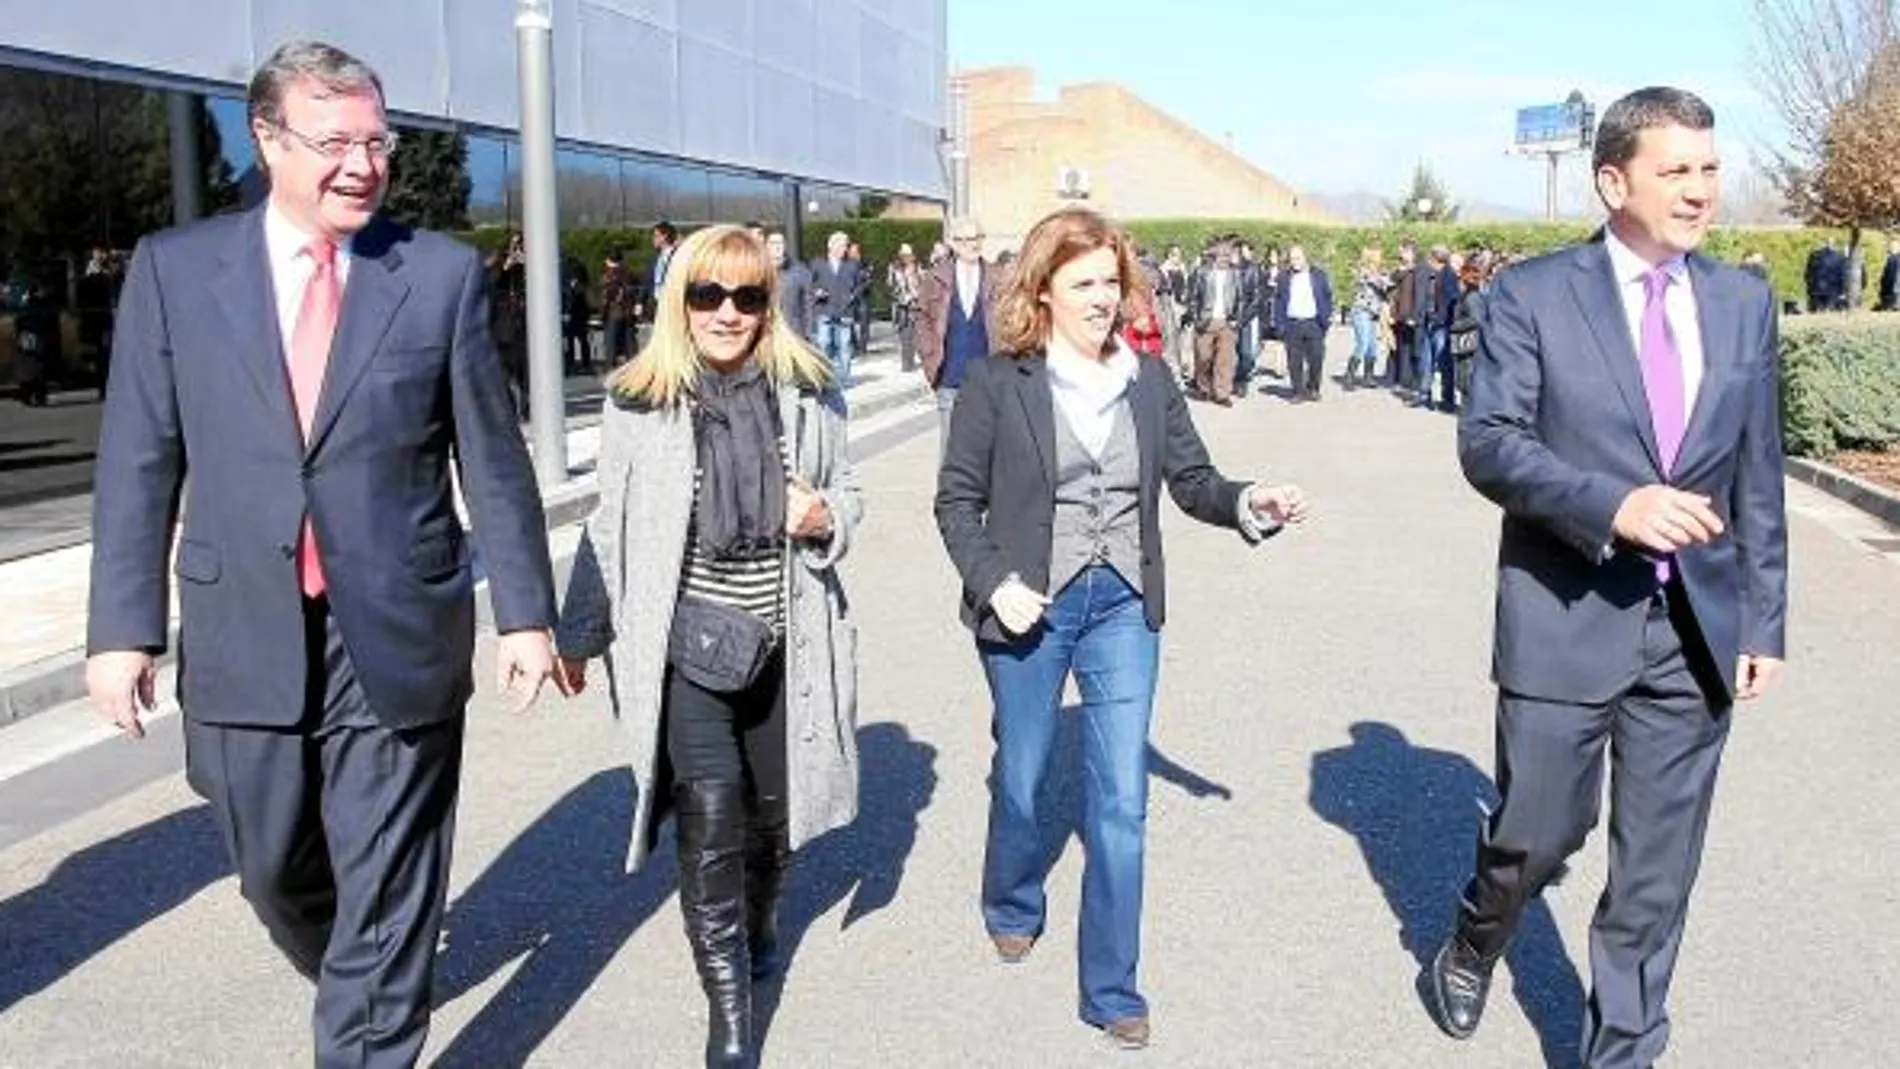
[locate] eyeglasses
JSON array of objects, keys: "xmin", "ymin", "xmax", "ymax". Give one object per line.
[
  {"xmin": 276, "ymin": 123, "xmax": 399, "ymax": 161},
  {"xmin": 952, "ymin": 234, "xmax": 984, "ymax": 243},
  {"xmin": 685, "ymin": 281, "xmax": 770, "ymax": 315}
]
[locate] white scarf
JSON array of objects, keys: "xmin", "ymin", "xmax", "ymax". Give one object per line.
[{"xmin": 1047, "ymin": 339, "xmax": 1139, "ymax": 461}]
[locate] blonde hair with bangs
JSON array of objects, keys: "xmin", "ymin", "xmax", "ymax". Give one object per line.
[{"xmin": 607, "ymin": 224, "xmax": 830, "ymax": 407}]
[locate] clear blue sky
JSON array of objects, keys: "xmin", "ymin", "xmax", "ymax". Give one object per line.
[{"xmin": 948, "ymin": 0, "xmax": 1779, "ymax": 214}]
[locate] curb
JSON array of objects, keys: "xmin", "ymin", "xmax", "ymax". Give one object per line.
[
  {"xmin": 1786, "ymin": 457, "xmax": 1900, "ymax": 530},
  {"xmin": 0, "ymin": 373, "xmax": 933, "ymax": 730}
]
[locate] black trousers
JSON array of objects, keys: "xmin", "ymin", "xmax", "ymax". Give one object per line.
[
  {"xmin": 1457, "ymin": 584, "xmax": 1731, "ymax": 1069},
  {"xmin": 185, "ymin": 598, "xmax": 464, "ymax": 1069},
  {"xmin": 664, "ymin": 650, "xmax": 788, "ymax": 795},
  {"xmin": 1284, "ymin": 319, "xmax": 1326, "ymax": 396}
]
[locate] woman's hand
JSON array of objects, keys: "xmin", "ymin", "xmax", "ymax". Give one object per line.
[
  {"xmin": 786, "ymin": 477, "xmax": 834, "ymax": 540},
  {"xmin": 1249, "ymin": 483, "xmax": 1310, "ymax": 527},
  {"xmin": 989, "ymin": 576, "xmax": 1051, "ymax": 636}
]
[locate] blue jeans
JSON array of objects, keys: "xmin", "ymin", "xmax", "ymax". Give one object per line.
[
  {"xmin": 815, "ymin": 315, "xmax": 855, "ymax": 389},
  {"xmin": 1417, "ymin": 325, "xmax": 1446, "ymax": 401},
  {"xmin": 1234, "ymin": 318, "xmax": 1259, "ymax": 391},
  {"xmin": 1348, "ymin": 307, "xmax": 1380, "ymax": 377},
  {"xmin": 977, "ymin": 566, "xmax": 1160, "ymax": 1026}
]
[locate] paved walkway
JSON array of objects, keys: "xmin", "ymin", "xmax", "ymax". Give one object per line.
[{"xmin": 2, "ymin": 339, "xmax": 1898, "ymax": 1067}]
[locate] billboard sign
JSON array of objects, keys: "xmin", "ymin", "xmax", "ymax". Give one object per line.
[{"xmin": 1514, "ymin": 100, "xmax": 1594, "ymax": 154}]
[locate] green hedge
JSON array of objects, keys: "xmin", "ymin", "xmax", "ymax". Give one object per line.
[
  {"xmin": 1117, "ymin": 220, "xmax": 1880, "ymax": 312},
  {"xmin": 1780, "ymin": 313, "xmax": 1900, "ymax": 458}
]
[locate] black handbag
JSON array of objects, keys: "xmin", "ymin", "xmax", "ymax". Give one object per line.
[{"xmin": 667, "ymin": 593, "xmax": 778, "ymax": 693}]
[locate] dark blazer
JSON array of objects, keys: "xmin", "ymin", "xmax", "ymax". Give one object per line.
[
  {"xmin": 1458, "ymin": 238, "xmax": 1788, "ymax": 705},
  {"xmin": 1269, "ymin": 266, "xmax": 1335, "ymax": 335},
  {"xmin": 808, "ymin": 256, "xmax": 863, "ymax": 322},
  {"xmin": 935, "ymin": 352, "xmax": 1265, "ymax": 644},
  {"xmin": 87, "ymin": 206, "xmax": 557, "ymax": 730},
  {"xmin": 1879, "ymin": 252, "xmax": 1898, "ymax": 311}
]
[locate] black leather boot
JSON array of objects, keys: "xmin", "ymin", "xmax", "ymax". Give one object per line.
[
  {"xmin": 676, "ymin": 780, "xmax": 757, "ymax": 1069},
  {"xmin": 744, "ymin": 791, "xmax": 792, "ymax": 981}
]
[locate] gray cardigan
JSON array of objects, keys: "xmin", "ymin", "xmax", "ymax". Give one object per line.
[{"xmin": 556, "ymin": 379, "xmax": 863, "ymax": 870}]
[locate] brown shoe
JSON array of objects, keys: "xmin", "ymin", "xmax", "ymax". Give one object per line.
[
  {"xmin": 989, "ymin": 932, "xmax": 1035, "ymax": 963},
  {"xmin": 1103, "ymin": 1016, "xmax": 1150, "ymax": 1050}
]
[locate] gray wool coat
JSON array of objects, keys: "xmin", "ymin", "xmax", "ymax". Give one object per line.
[{"xmin": 555, "ymin": 380, "xmax": 863, "ymax": 871}]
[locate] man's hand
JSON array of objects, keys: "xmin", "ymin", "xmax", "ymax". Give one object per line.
[
  {"xmin": 786, "ymin": 477, "xmax": 834, "ymax": 541},
  {"xmin": 1248, "ymin": 483, "xmax": 1310, "ymax": 527},
  {"xmin": 989, "ymin": 577, "xmax": 1051, "ymax": 636},
  {"xmin": 1735, "ymin": 654, "xmax": 1784, "ymax": 701},
  {"xmin": 87, "ymin": 650, "xmax": 157, "ymax": 740},
  {"xmin": 497, "ymin": 629, "xmax": 562, "ymax": 712},
  {"xmin": 1613, "ymin": 486, "xmax": 1725, "ymax": 554}
]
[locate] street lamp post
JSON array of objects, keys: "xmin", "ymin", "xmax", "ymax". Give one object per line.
[{"xmin": 515, "ymin": 0, "xmax": 566, "ymax": 489}]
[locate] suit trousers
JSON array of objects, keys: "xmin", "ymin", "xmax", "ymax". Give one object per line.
[
  {"xmin": 1456, "ymin": 583, "xmax": 1731, "ymax": 1069},
  {"xmin": 185, "ymin": 598, "xmax": 464, "ymax": 1069},
  {"xmin": 1283, "ymin": 319, "xmax": 1326, "ymax": 397},
  {"xmin": 1192, "ymin": 322, "xmax": 1238, "ymax": 401}
]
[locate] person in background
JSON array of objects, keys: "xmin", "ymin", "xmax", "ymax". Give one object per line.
[
  {"xmin": 1347, "ymin": 246, "xmax": 1392, "ymax": 390},
  {"xmin": 561, "ymin": 251, "xmax": 593, "ymax": 375},
  {"xmin": 1270, "ymin": 245, "xmax": 1335, "ymax": 402},
  {"xmin": 558, "ymin": 225, "xmax": 862, "ymax": 1069},
  {"xmin": 935, "ymin": 206, "xmax": 1308, "ymax": 1052},
  {"xmin": 915, "ymin": 217, "xmax": 1003, "ymax": 448},
  {"xmin": 766, "ymin": 229, "xmax": 812, "ymax": 339},
  {"xmin": 888, "ymin": 243, "xmax": 924, "ymax": 372},
  {"xmin": 1186, "ymin": 241, "xmax": 1240, "ymax": 405},
  {"xmin": 602, "ymin": 245, "xmax": 638, "ymax": 365},
  {"xmin": 1878, "ymin": 237, "xmax": 1899, "ymax": 311},
  {"xmin": 808, "ymin": 231, "xmax": 862, "ymax": 390}
]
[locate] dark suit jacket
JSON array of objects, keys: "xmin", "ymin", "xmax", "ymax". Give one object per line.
[
  {"xmin": 1879, "ymin": 253, "xmax": 1898, "ymax": 311},
  {"xmin": 934, "ymin": 352, "xmax": 1263, "ymax": 644},
  {"xmin": 1458, "ymin": 238, "xmax": 1788, "ymax": 705},
  {"xmin": 1269, "ymin": 266, "xmax": 1335, "ymax": 335},
  {"xmin": 807, "ymin": 256, "xmax": 863, "ymax": 323},
  {"xmin": 87, "ymin": 206, "xmax": 557, "ymax": 730}
]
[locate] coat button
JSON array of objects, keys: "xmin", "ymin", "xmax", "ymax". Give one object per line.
[{"xmin": 280, "ymin": 544, "xmax": 295, "ymax": 559}]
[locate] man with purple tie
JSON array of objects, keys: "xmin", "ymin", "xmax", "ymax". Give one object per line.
[{"xmin": 1428, "ymin": 88, "xmax": 1788, "ymax": 1068}]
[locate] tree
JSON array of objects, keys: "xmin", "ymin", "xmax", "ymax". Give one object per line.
[
  {"xmin": 1752, "ymin": 0, "xmax": 1900, "ymax": 304},
  {"xmin": 383, "ymin": 128, "xmax": 472, "ymax": 231},
  {"xmin": 1384, "ymin": 163, "xmax": 1461, "ymax": 224}
]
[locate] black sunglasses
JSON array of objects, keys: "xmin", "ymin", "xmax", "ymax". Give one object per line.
[{"xmin": 684, "ymin": 281, "xmax": 770, "ymax": 315}]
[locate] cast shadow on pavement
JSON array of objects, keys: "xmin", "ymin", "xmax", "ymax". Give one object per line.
[
  {"xmin": 753, "ymin": 722, "xmax": 939, "ymax": 1050},
  {"xmin": 0, "ymin": 804, "xmax": 231, "ymax": 1013},
  {"xmin": 429, "ymin": 768, "xmax": 678, "ymax": 1069},
  {"xmin": 1308, "ymin": 721, "xmax": 1585, "ymax": 1069}
]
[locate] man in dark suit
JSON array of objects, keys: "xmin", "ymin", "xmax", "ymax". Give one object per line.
[
  {"xmin": 1269, "ymin": 245, "xmax": 1334, "ymax": 401},
  {"xmin": 808, "ymin": 230, "xmax": 864, "ymax": 390},
  {"xmin": 1430, "ymin": 88, "xmax": 1788, "ymax": 1068},
  {"xmin": 85, "ymin": 41, "xmax": 560, "ymax": 1067},
  {"xmin": 1878, "ymin": 236, "xmax": 1899, "ymax": 311},
  {"xmin": 1804, "ymin": 238, "xmax": 1846, "ymax": 312}
]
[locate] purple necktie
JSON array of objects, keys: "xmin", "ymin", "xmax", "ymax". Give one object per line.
[{"xmin": 1640, "ymin": 266, "xmax": 1686, "ymax": 583}]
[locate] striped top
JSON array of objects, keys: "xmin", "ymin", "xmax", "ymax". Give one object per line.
[{"xmin": 679, "ymin": 436, "xmax": 790, "ymax": 635}]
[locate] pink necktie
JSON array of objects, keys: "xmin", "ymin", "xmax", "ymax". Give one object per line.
[
  {"xmin": 1639, "ymin": 266, "xmax": 1686, "ymax": 584},
  {"xmin": 289, "ymin": 240, "xmax": 340, "ymax": 598}
]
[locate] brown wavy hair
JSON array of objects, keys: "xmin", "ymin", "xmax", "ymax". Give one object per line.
[{"xmin": 992, "ymin": 207, "xmax": 1151, "ymax": 356}]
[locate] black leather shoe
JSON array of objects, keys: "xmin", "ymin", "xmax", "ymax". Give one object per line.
[{"xmin": 1429, "ymin": 936, "xmax": 1497, "ymax": 1040}]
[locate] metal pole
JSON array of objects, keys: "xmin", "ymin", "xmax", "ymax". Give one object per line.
[
  {"xmin": 166, "ymin": 91, "xmax": 203, "ymax": 225},
  {"xmin": 515, "ymin": 0, "xmax": 566, "ymax": 488},
  {"xmin": 949, "ymin": 76, "xmax": 970, "ymax": 218},
  {"xmin": 1546, "ymin": 152, "xmax": 1559, "ymax": 223}
]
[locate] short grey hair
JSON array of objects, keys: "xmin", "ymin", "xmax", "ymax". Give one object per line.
[
  {"xmin": 247, "ymin": 40, "xmax": 384, "ymax": 133},
  {"xmin": 1592, "ymin": 87, "xmax": 1714, "ymax": 174}
]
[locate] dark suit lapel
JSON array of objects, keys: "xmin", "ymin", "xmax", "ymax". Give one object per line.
[
  {"xmin": 306, "ymin": 221, "xmax": 411, "ymax": 457},
  {"xmin": 1568, "ymin": 243, "xmax": 1664, "ymax": 474},
  {"xmin": 213, "ymin": 208, "xmax": 303, "ymax": 454},
  {"xmin": 1676, "ymin": 255, "xmax": 1739, "ymax": 474},
  {"xmin": 1014, "ymin": 356, "xmax": 1058, "ymax": 489}
]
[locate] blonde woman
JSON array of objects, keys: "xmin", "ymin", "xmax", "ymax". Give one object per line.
[
  {"xmin": 1348, "ymin": 246, "xmax": 1392, "ymax": 389},
  {"xmin": 935, "ymin": 207, "xmax": 1308, "ymax": 1050},
  {"xmin": 556, "ymin": 225, "xmax": 862, "ymax": 1069}
]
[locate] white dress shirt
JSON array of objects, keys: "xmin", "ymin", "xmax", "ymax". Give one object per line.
[
  {"xmin": 264, "ymin": 204, "xmax": 355, "ymax": 366},
  {"xmin": 1285, "ymin": 269, "xmax": 1318, "ymax": 321},
  {"xmin": 1603, "ymin": 228, "xmax": 1704, "ymax": 425},
  {"xmin": 957, "ymin": 260, "xmax": 981, "ymax": 318}
]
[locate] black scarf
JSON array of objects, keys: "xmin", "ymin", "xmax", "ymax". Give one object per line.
[{"xmin": 692, "ymin": 361, "xmax": 786, "ymax": 556}]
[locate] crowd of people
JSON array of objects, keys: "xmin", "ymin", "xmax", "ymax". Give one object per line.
[{"xmin": 79, "ymin": 34, "xmax": 1794, "ymax": 1069}]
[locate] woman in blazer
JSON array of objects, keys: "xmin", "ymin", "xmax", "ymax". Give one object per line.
[
  {"xmin": 934, "ymin": 207, "xmax": 1308, "ymax": 1050},
  {"xmin": 556, "ymin": 225, "xmax": 862, "ymax": 1069}
]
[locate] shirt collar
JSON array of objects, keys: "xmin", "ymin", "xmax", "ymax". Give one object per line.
[
  {"xmin": 1603, "ymin": 226, "xmax": 1686, "ymax": 287},
  {"xmin": 264, "ymin": 202, "xmax": 355, "ymax": 266}
]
